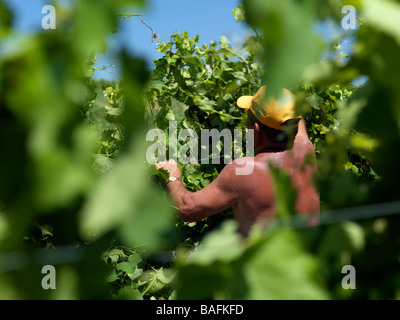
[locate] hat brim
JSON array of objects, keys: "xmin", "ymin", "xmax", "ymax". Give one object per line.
[{"xmin": 237, "ymin": 96, "xmax": 253, "ymax": 109}]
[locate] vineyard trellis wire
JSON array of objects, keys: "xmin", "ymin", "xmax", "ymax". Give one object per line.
[{"xmin": 1, "ymin": 200, "xmax": 399, "ymax": 273}]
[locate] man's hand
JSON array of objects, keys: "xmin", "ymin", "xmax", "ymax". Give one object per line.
[{"xmin": 155, "ymin": 159, "xmax": 182, "ymax": 178}]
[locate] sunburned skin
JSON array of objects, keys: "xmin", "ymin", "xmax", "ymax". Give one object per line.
[{"xmin": 228, "ymin": 131, "xmax": 319, "ymax": 236}]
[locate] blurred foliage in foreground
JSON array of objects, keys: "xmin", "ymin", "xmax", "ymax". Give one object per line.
[{"xmin": 1, "ymin": 0, "xmax": 400, "ymax": 300}]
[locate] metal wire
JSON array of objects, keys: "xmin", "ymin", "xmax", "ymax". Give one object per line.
[{"xmin": 0, "ymin": 200, "xmax": 399, "ymax": 273}]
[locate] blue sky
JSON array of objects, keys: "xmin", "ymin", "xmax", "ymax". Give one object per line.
[
  {"xmin": 3, "ymin": 0, "xmax": 358, "ymax": 81},
  {"xmin": 104, "ymin": 0, "xmax": 249, "ymax": 79},
  {"xmin": 3, "ymin": 0, "xmax": 248, "ymax": 80}
]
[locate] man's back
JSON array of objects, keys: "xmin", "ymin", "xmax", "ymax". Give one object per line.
[{"xmin": 232, "ymin": 132, "xmax": 320, "ymax": 236}]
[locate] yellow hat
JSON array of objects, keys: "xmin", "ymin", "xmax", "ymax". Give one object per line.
[{"xmin": 237, "ymin": 86, "xmax": 300, "ymax": 131}]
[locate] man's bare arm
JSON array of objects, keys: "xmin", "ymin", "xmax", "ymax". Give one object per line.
[
  {"xmin": 293, "ymin": 119, "xmax": 315, "ymax": 154},
  {"xmin": 155, "ymin": 160, "xmax": 239, "ymax": 222},
  {"xmin": 296, "ymin": 119, "xmax": 310, "ymax": 140}
]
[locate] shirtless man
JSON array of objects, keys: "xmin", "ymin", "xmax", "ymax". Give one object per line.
[{"xmin": 155, "ymin": 87, "xmax": 320, "ymax": 237}]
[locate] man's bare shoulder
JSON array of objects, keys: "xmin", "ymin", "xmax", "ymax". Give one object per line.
[
  {"xmin": 207, "ymin": 158, "xmax": 253, "ymax": 195},
  {"xmin": 229, "ymin": 156, "xmax": 255, "ymax": 167},
  {"xmin": 224, "ymin": 156, "xmax": 269, "ymax": 177}
]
